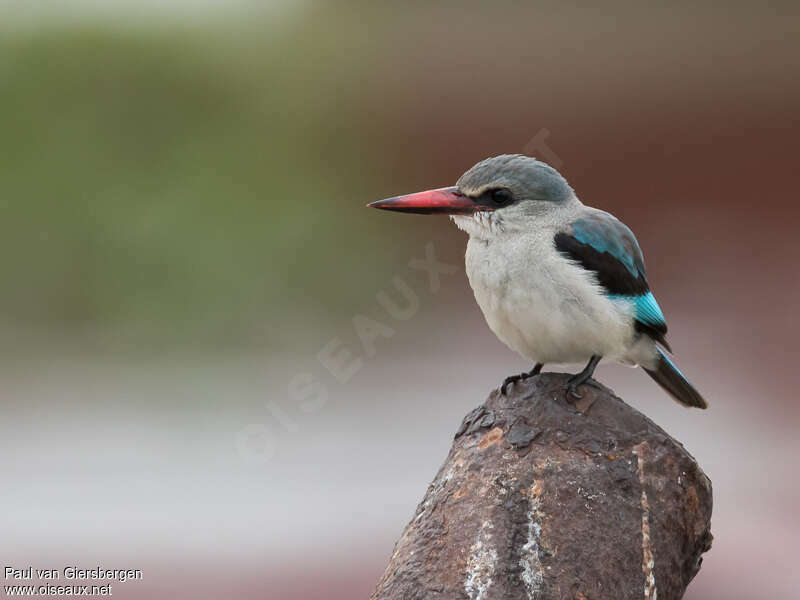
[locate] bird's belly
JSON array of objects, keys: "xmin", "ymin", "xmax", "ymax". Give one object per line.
[{"xmin": 466, "ymin": 242, "xmax": 632, "ymax": 364}]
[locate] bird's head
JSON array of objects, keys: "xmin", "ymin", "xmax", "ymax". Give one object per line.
[{"xmin": 368, "ymin": 154, "xmax": 575, "ymax": 237}]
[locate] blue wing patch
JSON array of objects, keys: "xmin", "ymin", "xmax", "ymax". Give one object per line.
[
  {"xmin": 571, "ymin": 218, "xmax": 643, "ymax": 279},
  {"xmin": 633, "ymin": 291, "xmax": 666, "ymax": 328},
  {"xmin": 554, "ymin": 212, "xmax": 648, "ymax": 296},
  {"xmin": 554, "ymin": 211, "xmax": 670, "ymax": 349}
]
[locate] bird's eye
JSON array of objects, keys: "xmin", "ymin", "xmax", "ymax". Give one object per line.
[{"xmin": 490, "ymin": 188, "xmax": 513, "ymax": 206}]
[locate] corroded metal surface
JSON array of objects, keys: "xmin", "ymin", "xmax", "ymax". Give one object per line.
[{"xmin": 372, "ymin": 373, "xmax": 713, "ymax": 600}]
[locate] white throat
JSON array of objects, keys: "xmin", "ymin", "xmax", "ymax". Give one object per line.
[{"xmin": 450, "ymin": 211, "xmax": 519, "ymax": 240}]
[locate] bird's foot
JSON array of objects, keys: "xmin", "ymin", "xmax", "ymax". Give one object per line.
[
  {"xmin": 501, "ymin": 374, "xmax": 524, "ymax": 396},
  {"xmin": 565, "ymin": 376, "xmax": 601, "ymax": 400},
  {"xmin": 500, "ymin": 363, "xmax": 543, "ymax": 395},
  {"xmin": 564, "ymin": 355, "xmax": 603, "ymax": 400},
  {"xmin": 566, "ymin": 377, "xmax": 586, "ymax": 400}
]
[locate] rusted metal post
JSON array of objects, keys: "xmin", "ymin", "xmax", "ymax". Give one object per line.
[{"xmin": 372, "ymin": 373, "xmax": 713, "ymax": 600}]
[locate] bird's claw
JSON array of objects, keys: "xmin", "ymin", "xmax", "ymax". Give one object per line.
[
  {"xmin": 500, "ymin": 375, "xmax": 521, "ymax": 396},
  {"xmin": 500, "ymin": 364, "xmax": 543, "ymax": 395},
  {"xmin": 565, "ymin": 377, "xmax": 601, "ymax": 401},
  {"xmin": 566, "ymin": 382, "xmax": 584, "ymax": 399}
]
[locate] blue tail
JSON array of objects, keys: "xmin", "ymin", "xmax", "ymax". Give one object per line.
[{"xmin": 643, "ymin": 348, "xmax": 707, "ymax": 409}]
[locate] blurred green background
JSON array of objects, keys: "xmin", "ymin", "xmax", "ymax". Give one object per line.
[{"xmin": 0, "ymin": 8, "xmax": 411, "ymax": 354}]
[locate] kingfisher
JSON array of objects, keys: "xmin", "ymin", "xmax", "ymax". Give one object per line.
[{"xmin": 368, "ymin": 154, "xmax": 706, "ymax": 408}]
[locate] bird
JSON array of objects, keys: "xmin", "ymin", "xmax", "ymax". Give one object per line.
[{"xmin": 367, "ymin": 154, "xmax": 706, "ymax": 409}]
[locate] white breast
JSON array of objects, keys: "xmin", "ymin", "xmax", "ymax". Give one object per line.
[{"xmin": 463, "ymin": 227, "xmax": 634, "ymax": 365}]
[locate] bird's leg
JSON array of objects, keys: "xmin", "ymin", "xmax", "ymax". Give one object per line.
[
  {"xmin": 528, "ymin": 362, "xmax": 544, "ymax": 377},
  {"xmin": 500, "ymin": 363, "xmax": 544, "ymax": 395},
  {"xmin": 566, "ymin": 355, "xmax": 602, "ymax": 399}
]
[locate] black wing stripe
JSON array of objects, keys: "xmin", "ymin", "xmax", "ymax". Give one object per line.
[
  {"xmin": 553, "ymin": 232, "xmax": 649, "ymax": 296},
  {"xmin": 634, "ymin": 320, "xmax": 670, "ymax": 350},
  {"xmin": 554, "ymin": 232, "xmax": 670, "ymax": 345}
]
